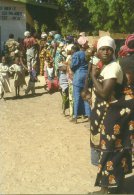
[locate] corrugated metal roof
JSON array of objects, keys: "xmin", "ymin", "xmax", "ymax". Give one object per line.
[{"xmin": 12, "ymin": 0, "xmax": 58, "ymax": 9}]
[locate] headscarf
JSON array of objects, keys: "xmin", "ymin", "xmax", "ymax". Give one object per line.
[
  {"xmin": 24, "ymin": 31, "xmax": 30, "ymax": 37},
  {"xmin": 41, "ymin": 33, "xmax": 47, "ymax": 39},
  {"xmin": 118, "ymin": 34, "xmax": 134, "ymax": 57},
  {"xmin": 97, "ymin": 36, "xmax": 116, "ymax": 52},
  {"xmin": 77, "ymin": 36, "xmax": 88, "ymax": 46},
  {"xmin": 66, "ymin": 35, "xmax": 74, "ymax": 43},
  {"xmin": 79, "ymin": 32, "xmax": 86, "ymax": 36},
  {"xmin": 54, "ymin": 34, "xmax": 61, "ymax": 42}
]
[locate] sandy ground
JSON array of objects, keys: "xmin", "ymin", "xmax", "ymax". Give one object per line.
[{"xmin": 0, "ymin": 76, "xmax": 133, "ymax": 194}]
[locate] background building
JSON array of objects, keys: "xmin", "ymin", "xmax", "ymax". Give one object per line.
[{"xmin": 0, "ymin": 0, "xmax": 58, "ymax": 53}]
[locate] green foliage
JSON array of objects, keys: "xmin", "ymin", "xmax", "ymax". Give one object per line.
[
  {"xmin": 84, "ymin": 0, "xmax": 134, "ymax": 33},
  {"xmin": 41, "ymin": 24, "xmax": 48, "ymax": 32},
  {"xmin": 33, "ymin": 20, "xmax": 39, "ymax": 33},
  {"xmin": 55, "ymin": 0, "xmax": 91, "ymax": 35}
]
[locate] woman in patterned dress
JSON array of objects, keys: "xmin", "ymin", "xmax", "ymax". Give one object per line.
[{"xmin": 88, "ymin": 36, "xmax": 134, "ymax": 194}]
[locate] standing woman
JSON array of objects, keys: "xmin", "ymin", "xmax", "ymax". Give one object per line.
[
  {"xmin": 70, "ymin": 37, "xmax": 91, "ymax": 123},
  {"xmin": 89, "ymin": 36, "xmax": 134, "ymax": 194}
]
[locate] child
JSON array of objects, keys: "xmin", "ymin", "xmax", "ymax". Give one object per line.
[
  {"xmin": 44, "ymin": 56, "xmax": 59, "ymax": 93},
  {"xmin": 58, "ymin": 61, "xmax": 69, "ymax": 115},
  {"xmin": 0, "ymin": 56, "xmax": 11, "ymax": 99},
  {"xmin": 65, "ymin": 44, "xmax": 74, "ymax": 118},
  {"xmin": 25, "ymin": 64, "xmax": 39, "ymax": 95},
  {"xmin": 9, "ymin": 56, "xmax": 26, "ymax": 97}
]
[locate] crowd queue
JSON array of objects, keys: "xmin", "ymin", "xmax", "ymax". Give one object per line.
[{"xmin": 0, "ymin": 30, "xmax": 134, "ymax": 194}]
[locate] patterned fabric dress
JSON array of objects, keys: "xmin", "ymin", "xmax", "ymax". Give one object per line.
[
  {"xmin": 39, "ymin": 39, "xmax": 47, "ymax": 75},
  {"xmin": 90, "ymin": 83, "xmax": 134, "ymax": 187}
]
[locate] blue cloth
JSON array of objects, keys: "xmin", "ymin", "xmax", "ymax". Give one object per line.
[
  {"xmin": 71, "ymin": 50, "xmax": 91, "ymax": 117},
  {"xmin": 71, "ymin": 51, "xmax": 88, "ymax": 88},
  {"xmin": 29, "ymin": 69, "xmax": 37, "ymax": 82},
  {"xmin": 73, "ymin": 86, "xmax": 91, "ymax": 117}
]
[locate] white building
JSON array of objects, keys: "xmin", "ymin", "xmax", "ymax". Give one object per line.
[
  {"xmin": 0, "ymin": 0, "xmax": 26, "ymax": 52},
  {"xmin": 0, "ymin": 0, "xmax": 58, "ymax": 53}
]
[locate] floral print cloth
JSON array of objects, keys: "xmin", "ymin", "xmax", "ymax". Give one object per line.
[{"xmin": 90, "ymin": 85, "xmax": 134, "ymax": 187}]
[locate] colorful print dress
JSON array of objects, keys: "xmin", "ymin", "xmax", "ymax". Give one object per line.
[{"xmin": 90, "ymin": 62, "xmax": 134, "ymax": 187}]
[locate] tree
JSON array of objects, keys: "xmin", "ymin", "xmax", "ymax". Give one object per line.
[
  {"xmin": 41, "ymin": 24, "xmax": 48, "ymax": 32},
  {"xmin": 33, "ymin": 20, "xmax": 39, "ymax": 33},
  {"xmin": 55, "ymin": 0, "xmax": 92, "ymax": 35},
  {"xmin": 84, "ymin": 0, "xmax": 134, "ymax": 33}
]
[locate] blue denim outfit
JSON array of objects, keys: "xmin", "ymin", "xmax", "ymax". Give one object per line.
[{"xmin": 71, "ymin": 51, "xmax": 91, "ymax": 118}]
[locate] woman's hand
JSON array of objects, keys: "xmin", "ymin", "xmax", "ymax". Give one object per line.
[{"xmin": 91, "ymin": 65, "xmax": 101, "ymax": 78}]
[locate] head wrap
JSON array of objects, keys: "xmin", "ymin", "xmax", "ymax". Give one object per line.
[
  {"xmin": 24, "ymin": 31, "xmax": 30, "ymax": 37},
  {"xmin": 118, "ymin": 34, "xmax": 134, "ymax": 57},
  {"xmin": 65, "ymin": 44, "xmax": 74, "ymax": 52},
  {"xmin": 49, "ymin": 31, "xmax": 55, "ymax": 37},
  {"xmin": 59, "ymin": 42, "xmax": 64, "ymax": 47},
  {"xmin": 77, "ymin": 36, "xmax": 88, "ymax": 46},
  {"xmin": 119, "ymin": 54, "xmax": 134, "ymax": 72},
  {"xmin": 118, "ymin": 45, "xmax": 128, "ymax": 57},
  {"xmin": 66, "ymin": 35, "xmax": 74, "ymax": 43},
  {"xmin": 97, "ymin": 36, "xmax": 116, "ymax": 51},
  {"xmin": 79, "ymin": 32, "xmax": 86, "ymax": 36},
  {"xmin": 125, "ymin": 34, "xmax": 134, "ymax": 48},
  {"xmin": 41, "ymin": 33, "xmax": 47, "ymax": 38},
  {"xmin": 54, "ymin": 34, "xmax": 61, "ymax": 41}
]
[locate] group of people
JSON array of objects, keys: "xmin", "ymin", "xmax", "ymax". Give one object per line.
[
  {"xmin": 1, "ymin": 31, "xmax": 92, "ymax": 122},
  {"xmin": 0, "ymin": 30, "xmax": 134, "ymax": 194}
]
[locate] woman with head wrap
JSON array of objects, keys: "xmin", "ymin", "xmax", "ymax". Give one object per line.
[
  {"xmin": 52, "ymin": 34, "xmax": 63, "ymax": 76},
  {"xmin": 23, "ymin": 31, "xmax": 37, "ymax": 71},
  {"xmin": 88, "ymin": 36, "xmax": 133, "ymax": 194},
  {"xmin": 118, "ymin": 34, "xmax": 134, "ymax": 57},
  {"xmin": 70, "ymin": 37, "xmax": 91, "ymax": 123},
  {"xmin": 39, "ymin": 33, "xmax": 47, "ymax": 75}
]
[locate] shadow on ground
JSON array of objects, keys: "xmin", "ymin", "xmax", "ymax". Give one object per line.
[
  {"xmin": 35, "ymin": 85, "xmax": 45, "ymax": 90},
  {"xmin": 5, "ymin": 92, "xmax": 48, "ymax": 100}
]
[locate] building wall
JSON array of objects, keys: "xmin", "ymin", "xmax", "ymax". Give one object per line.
[{"xmin": 0, "ymin": 0, "xmax": 26, "ymax": 53}]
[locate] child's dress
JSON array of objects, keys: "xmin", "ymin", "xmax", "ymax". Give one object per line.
[
  {"xmin": 58, "ymin": 62, "xmax": 69, "ymax": 114},
  {"xmin": 9, "ymin": 63, "xmax": 26, "ymax": 88},
  {"xmin": 44, "ymin": 63, "xmax": 59, "ymax": 92},
  {"xmin": 0, "ymin": 63, "xmax": 11, "ymax": 97},
  {"xmin": 25, "ymin": 69, "xmax": 37, "ymax": 95}
]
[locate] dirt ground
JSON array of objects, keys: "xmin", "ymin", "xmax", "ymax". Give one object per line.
[{"xmin": 0, "ymin": 76, "xmax": 133, "ymax": 194}]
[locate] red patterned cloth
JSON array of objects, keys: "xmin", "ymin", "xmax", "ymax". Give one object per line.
[{"xmin": 118, "ymin": 34, "xmax": 134, "ymax": 57}]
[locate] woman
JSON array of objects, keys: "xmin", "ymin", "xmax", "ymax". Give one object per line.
[
  {"xmin": 89, "ymin": 36, "xmax": 134, "ymax": 194},
  {"xmin": 39, "ymin": 33, "xmax": 47, "ymax": 76},
  {"xmin": 70, "ymin": 37, "xmax": 91, "ymax": 123}
]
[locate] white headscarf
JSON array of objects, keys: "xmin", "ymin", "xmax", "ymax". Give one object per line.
[
  {"xmin": 97, "ymin": 36, "xmax": 116, "ymax": 52},
  {"xmin": 24, "ymin": 31, "xmax": 30, "ymax": 37},
  {"xmin": 79, "ymin": 32, "xmax": 86, "ymax": 36},
  {"xmin": 41, "ymin": 33, "xmax": 47, "ymax": 38}
]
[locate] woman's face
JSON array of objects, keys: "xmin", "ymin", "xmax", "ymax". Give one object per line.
[{"xmin": 98, "ymin": 46, "xmax": 114, "ymax": 64}]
